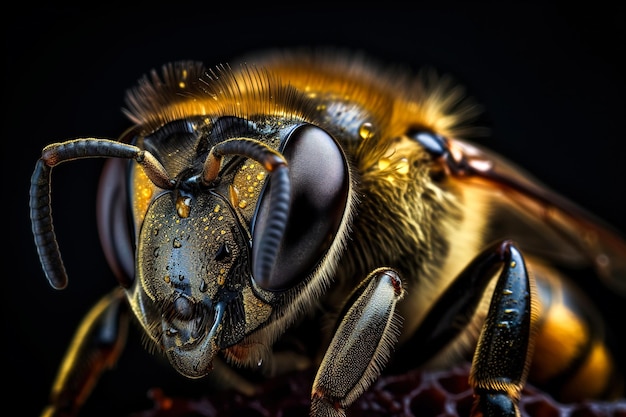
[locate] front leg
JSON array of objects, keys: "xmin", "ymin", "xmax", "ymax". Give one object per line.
[
  {"xmin": 42, "ymin": 288, "xmax": 129, "ymax": 417},
  {"xmin": 310, "ymin": 268, "xmax": 405, "ymax": 417},
  {"xmin": 469, "ymin": 240, "xmax": 536, "ymax": 417}
]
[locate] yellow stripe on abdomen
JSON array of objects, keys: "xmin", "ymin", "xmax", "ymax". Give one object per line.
[{"xmin": 528, "ymin": 261, "xmax": 623, "ymax": 401}]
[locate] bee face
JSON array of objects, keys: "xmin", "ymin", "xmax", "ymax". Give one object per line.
[
  {"xmin": 129, "ymin": 188, "xmax": 251, "ymax": 377},
  {"xmin": 111, "ymin": 95, "xmax": 354, "ymax": 375}
]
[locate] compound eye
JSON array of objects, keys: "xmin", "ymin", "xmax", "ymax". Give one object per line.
[
  {"xmin": 97, "ymin": 158, "xmax": 135, "ymax": 287},
  {"xmin": 252, "ymin": 124, "xmax": 350, "ymax": 291}
]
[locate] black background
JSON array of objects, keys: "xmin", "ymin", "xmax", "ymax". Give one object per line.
[{"xmin": 5, "ymin": 4, "xmax": 625, "ymax": 417}]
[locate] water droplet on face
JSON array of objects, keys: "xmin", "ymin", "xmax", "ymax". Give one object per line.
[
  {"xmin": 173, "ymin": 238, "xmax": 182, "ymax": 248},
  {"xmin": 176, "ymin": 196, "xmax": 191, "ymax": 218},
  {"xmin": 359, "ymin": 122, "xmax": 375, "ymax": 140},
  {"xmin": 199, "ymin": 280, "xmax": 208, "ymax": 292},
  {"xmin": 257, "ymin": 358, "xmax": 263, "ymax": 367},
  {"xmin": 378, "ymin": 157, "xmax": 391, "ymax": 170},
  {"xmin": 396, "ymin": 158, "xmax": 409, "ymax": 175}
]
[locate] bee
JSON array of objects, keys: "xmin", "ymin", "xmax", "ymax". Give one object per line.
[{"xmin": 30, "ymin": 49, "xmax": 626, "ymax": 417}]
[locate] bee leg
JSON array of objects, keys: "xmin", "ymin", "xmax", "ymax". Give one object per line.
[
  {"xmin": 466, "ymin": 240, "xmax": 534, "ymax": 417},
  {"xmin": 393, "ymin": 239, "xmax": 534, "ymax": 416},
  {"xmin": 42, "ymin": 288, "xmax": 129, "ymax": 417},
  {"xmin": 310, "ymin": 268, "xmax": 404, "ymax": 417}
]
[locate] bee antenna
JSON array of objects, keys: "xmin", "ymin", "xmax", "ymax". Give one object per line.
[{"xmin": 30, "ymin": 138, "xmax": 173, "ymax": 289}]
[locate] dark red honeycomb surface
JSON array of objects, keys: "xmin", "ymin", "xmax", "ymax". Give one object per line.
[{"xmin": 131, "ymin": 364, "xmax": 626, "ymax": 417}]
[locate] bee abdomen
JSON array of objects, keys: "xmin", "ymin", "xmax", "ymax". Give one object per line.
[{"xmin": 529, "ymin": 263, "xmax": 624, "ymax": 402}]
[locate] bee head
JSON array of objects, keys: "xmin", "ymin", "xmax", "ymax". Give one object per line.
[{"xmin": 118, "ymin": 118, "xmax": 352, "ymax": 377}]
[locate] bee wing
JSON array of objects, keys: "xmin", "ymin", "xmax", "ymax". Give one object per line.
[{"xmin": 447, "ymin": 138, "xmax": 626, "ymax": 295}]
